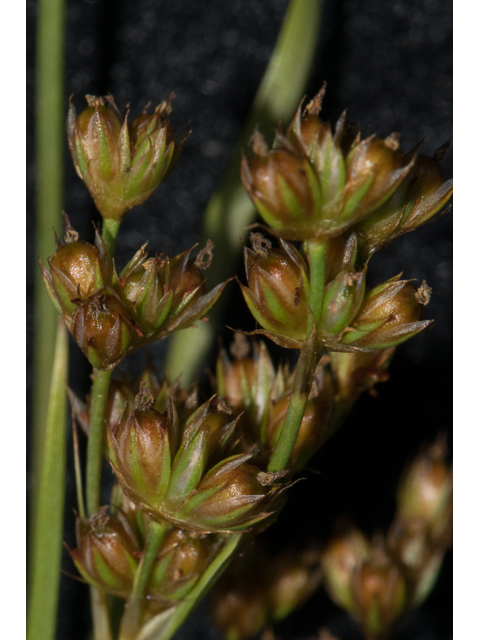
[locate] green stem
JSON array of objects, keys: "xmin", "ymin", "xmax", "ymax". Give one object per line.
[
  {"xmin": 134, "ymin": 522, "xmax": 170, "ymax": 595},
  {"xmin": 306, "ymin": 239, "xmax": 327, "ymax": 325},
  {"xmin": 119, "ymin": 521, "xmax": 170, "ymax": 640},
  {"xmin": 31, "ymin": 0, "xmax": 66, "ymax": 560},
  {"xmin": 90, "ymin": 588, "xmax": 113, "ymax": 640},
  {"xmin": 267, "ymin": 239, "xmax": 327, "ymax": 472},
  {"xmin": 86, "ymin": 368, "xmax": 113, "ymax": 516},
  {"xmin": 157, "ymin": 534, "xmax": 243, "ymax": 640},
  {"xmin": 102, "ymin": 218, "xmax": 121, "ymax": 255},
  {"xmin": 87, "ymin": 218, "xmax": 121, "ymax": 636},
  {"xmin": 267, "ymin": 339, "xmax": 320, "ymax": 472},
  {"xmin": 85, "ymin": 216, "xmax": 120, "ymax": 518},
  {"xmin": 166, "ymin": 0, "xmax": 323, "ymax": 386},
  {"xmin": 27, "ymin": 320, "xmax": 69, "ymax": 640}
]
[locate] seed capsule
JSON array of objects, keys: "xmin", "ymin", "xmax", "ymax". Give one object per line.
[
  {"xmin": 69, "ymin": 508, "xmax": 140, "ymax": 598},
  {"xmin": 67, "ymin": 95, "xmax": 182, "ymax": 219},
  {"xmin": 239, "ymin": 236, "xmax": 310, "ymax": 348},
  {"xmin": 339, "ymin": 277, "xmax": 432, "ymax": 351}
]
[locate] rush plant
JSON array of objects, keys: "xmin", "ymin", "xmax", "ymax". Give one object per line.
[{"xmin": 28, "ymin": 2, "xmax": 452, "ymax": 640}]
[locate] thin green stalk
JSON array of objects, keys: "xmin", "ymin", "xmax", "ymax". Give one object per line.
[
  {"xmin": 91, "ymin": 588, "xmax": 113, "ymax": 640},
  {"xmin": 86, "ymin": 218, "xmax": 122, "ymax": 636},
  {"xmin": 85, "ymin": 216, "xmax": 121, "ymax": 518},
  {"xmin": 166, "ymin": 0, "xmax": 323, "ymax": 385},
  {"xmin": 119, "ymin": 521, "xmax": 170, "ymax": 640},
  {"xmin": 306, "ymin": 239, "xmax": 327, "ymax": 323},
  {"xmin": 86, "ymin": 368, "xmax": 113, "ymax": 516},
  {"xmin": 102, "ymin": 218, "xmax": 121, "ymax": 255},
  {"xmin": 267, "ymin": 339, "xmax": 320, "ymax": 472},
  {"xmin": 27, "ymin": 320, "xmax": 69, "ymax": 640},
  {"xmin": 156, "ymin": 534, "xmax": 243, "ymax": 640},
  {"xmin": 133, "ymin": 522, "xmax": 170, "ymax": 596},
  {"xmin": 32, "ymin": 0, "xmax": 66, "ymax": 543},
  {"xmin": 267, "ymin": 239, "xmax": 327, "ymax": 472}
]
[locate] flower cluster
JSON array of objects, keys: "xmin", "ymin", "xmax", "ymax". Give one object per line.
[
  {"xmin": 238, "ymin": 90, "xmax": 452, "ymax": 355},
  {"xmin": 107, "ymin": 386, "xmax": 283, "ymax": 533},
  {"xmin": 70, "ymin": 503, "xmax": 217, "ymax": 613},
  {"xmin": 41, "ymin": 222, "xmax": 225, "ymax": 369},
  {"xmin": 242, "ymin": 90, "xmax": 452, "ymax": 244},
  {"xmin": 67, "ymin": 95, "xmax": 184, "ymax": 221},
  {"xmin": 321, "ymin": 436, "xmax": 452, "ymax": 639}
]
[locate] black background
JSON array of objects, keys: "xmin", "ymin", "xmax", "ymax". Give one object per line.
[{"xmin": 26, "ymin": 1, "xmax": 452, "ymax": 638}]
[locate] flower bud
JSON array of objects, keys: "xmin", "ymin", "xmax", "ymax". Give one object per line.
[
  {"xmin": 118, "ymin": 243, "xmax": 226, "ymax": 338},
  {"xmin": 396, "ymin": 437, "xmax": 452, "ymax": 543},
  {"xmin": 67, "ymin": 95, "xmax": 181, "ymax": 219},
  {"xmin": 321, "ymin": 525, "xmax": 370, "ymax": 612},
  {"xmin": 266, "ymin": 549, "xmax": 322, "ymax": 621},
  {"xmin": 107, "ymin": 393, "xmax": 173, "ymax": 511},
  {"xmin": 387, "ymin": 518, "xmax": 446, "ymax": 609},
  {"xmin": 341, "ymin": 135, "xmax": 410, "ymax": 224},
  {"xmin": 147, "ymin": 528, "xmax": 213, "ymax": 602},
  {"xmin": 287, "ymin": 96, "xmax": 348, "ymax": 209},
  {"xmin": 41, "ymin": 224, "xmax": 112, "ymax": 324},
  {"xmin": 318, "ymin": 267, "xmax": 366, "ymax": 335},
  {"xmin": 216, "ymin": 339, "xmax": 275, "ymax": 437},
  {"xmin": 339, "ymin": 277, "xmax": 432, "ymax": 350},
  {"xmin": 351, "ymin": 554, "xmax": 407, "ymax": 639},
  {"xmin": 69, "ymin": 507, "xmax": 140, "ymax": 598},
  {"xmin": 183, "ymin": 457, "xmax": 272, "ymax": 532},
  {"xmin": 241, "ymin": 138, "xmax": 323, "ymax": 241},
  {"xmin": 239, "ymin": 235, "xmax": 310, "ymax": 348},
  {"xmin": 211, "ymin": 580, "xmax": 267, "ymax": 640},
  {"xmin": 359, "ymin": 152, "xmax": 453, "ymax": 255},
  {"xmin": 71, "ymin": 288, "xmax": 136, "ymax": 369}
]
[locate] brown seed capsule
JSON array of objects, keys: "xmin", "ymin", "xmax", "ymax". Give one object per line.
[
  {"xmin": 266, "ymin": 549, "xmax": 322, "ymax": 621},
  {"xmin": 240, "ymin": 238, "xmax": 310, "ymax": 348},
  {"xmin": 107, "ymin": 398, "xmax": 172, "ymax": 511},
  {"xmin": 321, "ymin": 525, "xmax": 371, "ymax": 612},
  {"xmin": 71, "ymin": 288, "xmax": 136, "ymax": 369},
  {"xmin": 188, "ymin": 461, "xmax": 269, "ymax": 531},
  {"xmin": 41, "ymin": 224, "xmax": 112, "ymax": 323},
  {"xmin": 351, "ymin": 555, "xmax": 407, "ymax": 639},
  {"xmin": 117, "ymin": 244, "xmax": 226, "ymax": 338},
  {"xmin": 147, "ymin": 528, "xmax": 213, "ymax": 602},
  {"xmin": 211, "ymin": 582, "xmax": 268, "ymax": 640},
  {"xmin": 339, "ymin": 277, "xmax": 431, "ymax": 351},
  {"xmin": 70, "ymin": 508, "xmax": 140, "ymax": 598},
  {"xmin": 343, "ymin": 136, "xmax": 407, "ymax": 221},
  {"xmin": 359, "ymin": 152, "xmax": 453, "ymax": 255},
  {"xmin": 396, "ymin": 438, "xmax": 453, "ymax": 543},
  {"xmin": 242, "ymin": 148, "xmax": 323, "ymax": 240}
]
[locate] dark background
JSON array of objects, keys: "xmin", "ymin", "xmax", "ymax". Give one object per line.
[{"xmin": 26, "ymin": 0, "xmax": 452, "ymax": 638}]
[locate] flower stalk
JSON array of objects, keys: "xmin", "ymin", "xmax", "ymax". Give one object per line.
[
  {"xmin": 157, "ymin": 534, "xmax": 243, "ymax": 640},
  {"xmin": 119, "ymin": 520, "xmax": 171, "ymax": 640},
  {"xmin": 268, "ymin": 238, "xmax": 327, "ymax": 473}
]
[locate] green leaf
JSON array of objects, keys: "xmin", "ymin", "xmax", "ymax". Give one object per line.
[{"xmin": 27, "ymin": 321, "xmax": 69, "ymax": 640}]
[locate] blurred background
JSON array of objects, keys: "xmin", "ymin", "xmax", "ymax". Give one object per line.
[{"xmin": 26, "ymin": 1, "xmax": 452, "ymax": 638}]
